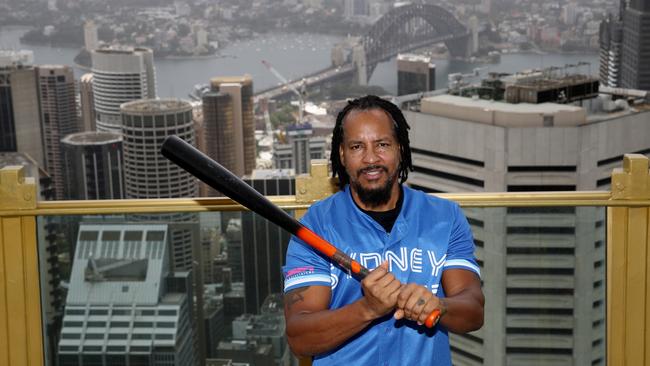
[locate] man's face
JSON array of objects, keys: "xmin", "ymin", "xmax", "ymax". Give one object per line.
[{"xmin": 339, "ymin": 108, "xmax": 401, "ymax": 209}]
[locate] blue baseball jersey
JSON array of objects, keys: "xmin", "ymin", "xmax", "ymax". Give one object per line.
[{"xmin": 283, "ymin": 185, "xmax": 480, "ymax": 366}]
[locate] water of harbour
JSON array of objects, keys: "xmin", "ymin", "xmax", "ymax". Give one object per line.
[{"xmin": 1, "ymin": 26, "xmax": 599, "ymax": 99}]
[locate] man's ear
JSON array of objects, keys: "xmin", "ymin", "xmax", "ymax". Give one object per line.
[{"xmin": 339, "ymin": 144, "xmax": 345, "ymax": 167}]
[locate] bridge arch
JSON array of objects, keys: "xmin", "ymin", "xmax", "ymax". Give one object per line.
[{"xmin": 360, "ymin": 3, "xmax": 470, "ymax": 82}]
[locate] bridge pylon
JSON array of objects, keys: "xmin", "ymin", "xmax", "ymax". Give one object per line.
[{"xmin": 352, "ymin": 45, "xmax": 368, "ymax": 86}]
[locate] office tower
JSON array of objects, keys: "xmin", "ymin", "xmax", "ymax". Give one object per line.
[
  {"xmin": 0, "ymin": 50, "xmax": 44, "ymax": 167},
  {"xmin": 209, "ymin": 76, "xmax": 255, "ymax": 178},
  {"xmin": 38, "ymin": 65, "xmax": 81, "ymax": 200},
  {"xmin": 84, "ymin": 20, "xmax": 99, "ymax": 51},
  {"xmin": 599, "ymin": 14, "xmax": 624, "ymax": 87},
  {"xmin": 91, "ymin": 47, "xmax": 156, "ymax": 133},
  {"xmin": 120, "ymin": 98, "xmax": 197, "ymax": 200},
  {"xmin": 79, "ymin": 73, "xmax": 96, "ymax": 131},
  {"xmin": 120, "ymin": 98, "xmax": 204, "ymax": 361},
  {"xmin": 397, "ymin": 54, "xmax": 436, "ymax": 96},
  {"xmin": 621, "ymin": 0, "xmax": 650, "ymax": 90},
  {"xmin": 120, "ymin": 98, "xmax": 199, "ymax": 270},
  {"xmin": 201, "ymin": 91, "xmax": 235, "ymax": 196},
  {"xmin": 404, "ymin": 94, "xmax": 650, "ymax": 366},
  {"xmin": 344, "ymin": 0, "xmax": 369, "ymax": 18},
  {"xmin": 61, "ymin": 131, "xmax": 123, "ymax": 200},
  {"xmin": 273, "ymin": 125, "xmax": 327, "ymax": 174},
  {"xmin": 240, "ymin": 170, "xmax": 295, "ymax": 314},
  {"xmin": 57, "ymin": 223, "xmax": 197, "ymax": 366}
]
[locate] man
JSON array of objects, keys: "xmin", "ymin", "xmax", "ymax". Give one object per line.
[{"xmin": 282, "ymin": 95, "xmax": 484, "ymax": 365}]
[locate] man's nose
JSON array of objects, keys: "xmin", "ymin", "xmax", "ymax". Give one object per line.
[{"xmin": 362, "ymin": 146, "xmax": 380, "ymax": 163}]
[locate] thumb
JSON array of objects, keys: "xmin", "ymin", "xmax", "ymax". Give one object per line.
[
  {"xmin": 380, "ymin": 260, "xmax": 389, "ymax": 270},
  {"xmin": 394, "ymin": 308, "xmax": 404, "ymax": 320}
]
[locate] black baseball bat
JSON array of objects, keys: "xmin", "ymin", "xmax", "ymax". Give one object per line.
[{"xmin": 160, "ymin": 135, "xmax": 441, "ymax": 327}]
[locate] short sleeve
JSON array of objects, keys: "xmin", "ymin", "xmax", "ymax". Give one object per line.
[
  {"xmin": 282, "ymin": 211, "xmax": 332, "ymax": 293},
  {"xmin": 443, "ymin": 203, "xmax": 481, "ymax": 277}
]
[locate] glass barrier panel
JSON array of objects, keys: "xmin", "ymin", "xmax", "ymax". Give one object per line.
[
  {"xmin": 456, "ymin": 206, "xmax": 606, "ymax": 366},
  {"xmin": 38, "ymin": 206, "xmax": 606, "ymax": 366},
  {"xmin": 38, "ymin": 209, "xmax": 295, "ymax": 366}
]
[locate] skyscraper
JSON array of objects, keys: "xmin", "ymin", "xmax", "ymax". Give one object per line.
[
  {"xmin": 621, "ymin": 0, "xmax": 650, "ymax": 90},
  {"xmin": 83, "ymin": 20, "xmax": 99, "ymax": 51},
  {"xmin": 201, "ymin": 91, "xmax": 235, "ymax": 196},
  {"xmin": 397, "ymin": 54, "xmax": 436, "ymax": 96},
  {"xmin": 120, "ymin": 99, "xmax": 197, "ymax": 200},
  {"xmin": 61, "ymin": 131, "xmax": 123, "ymax": 200},
  {"xmin": 404, "ymin": 94, "xmax": 650, "ymax": 366},
  {"xmin": 57, "ymin": 223, "xmax": 197, "ymax": 366},
  {"xmin": 272, "ymin": 124, "xmax": 327, "ymax": 175},
  {"xmin": 0, "ymin": 50, "xmax": 44, "ymax": 167},
  {"xmin": 119, "ymin": 99, "xmax": 204, "ymax": 360},
  {"xmin": 239, "ymin": 170, "xmax": 295, "ymax": 314},
  {"xmin": 209, "ymin": 76, "xmax": 255, "ymax": 178},
  {"xmin": 79, "ymin": 73, "xmax": 96, "ymax": 131},
  {"xmin": 37, "ymin": 65, "xmax": 81, "ymax": 200},
  {"xmin": 599, "ymin": 14, "xmax": 624, "ymax": 87},
  {"xmin": 91, "ymin": 47, "xmax": 156, "ymax": 133}
]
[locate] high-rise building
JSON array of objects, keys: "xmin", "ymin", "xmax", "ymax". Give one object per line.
[
  {"xmin": 397, "ymin": 54, "xmax": 436, "ymax": 96},
  {"xmin": 120, "ymin": 98, "xmax": 197, "ymax": 200},
  {"xmin": 621, "ymin": 0, "xmax": 650, "ymax": 90},
  {"xmin": 83, "ymin": 20, "xmax": 99, "ymax": 51},
  {"xmin": 240, "ymin": 170, "xmax": 295, "ymax": 314},
  {"xmin": 57, "ymin": 223, "xmax": 197, "ymax": 366},
  {"xmin": 0, "ymin": 50, "xmax": 44, "ymax": 167},
  {"xmin": 91, "ymin": 47, "xmax": 156, "ymax": 133},
  {"xmin": 120, "ymin": 98, "xmax": 204, "ymax": 360},
  {"xmin": 37, "ymin": 65, "xmax": 81, "ymax": 200},
  {"xmin": 79, "ymin": 73, "xmax": 96, "ymax": 131},
  {"xmin": 599, "ymin": 14, "xmax": 624, "ymax": 87},
  {"xmin": 273, "ymin": 124, "xmax": 327, "ymax": 174},
  {"xmin": 404, "ymin": 94, "xmax": 650, "ymax": 366},
  {"xmin": 201, "ymin": 91, "xmax": 235, "ymax": 196},
  {"xmin": 209, "ymin": 76, "xmax": 255, "ymax": 178},
  {"xmin": 61, "ymin": 131, "xmax": 123, "ymax": 200}
]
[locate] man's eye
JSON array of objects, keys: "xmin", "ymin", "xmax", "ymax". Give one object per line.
[{"xmin": 350, "ymin": 145, "xmax": 361, "ymax": 150}]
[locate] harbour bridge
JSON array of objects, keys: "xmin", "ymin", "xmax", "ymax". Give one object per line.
[{"xmin": 255, "ymin": 3, "xmax": 471, "ymax": 101}]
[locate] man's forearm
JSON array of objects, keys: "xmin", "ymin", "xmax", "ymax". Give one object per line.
[
  {"xmin": 286, "ymin": 298, "xmax": 377, "ymax": 357},
  {"xmin": 438, "ymin": 288, "xmax": 484, "ymax": 333}
]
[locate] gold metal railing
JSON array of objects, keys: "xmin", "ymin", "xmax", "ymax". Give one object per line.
[{"xmin": 1, "ymin": 155, "xmax": 649, "ymax": 366}]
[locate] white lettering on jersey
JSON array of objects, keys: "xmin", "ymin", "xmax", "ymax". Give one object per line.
[
  {"xmin": 410, "ymin": 248, "xmax": 423, "ymax": 273},
  {"xmin": 385, "ymin": 247, "xmax": 408, "ymax": 271},
  {"xmin": 360, "ymin": 252, "xmax": 382, "ymax": 270},
  {"xmin": 427, "ymin": 251, "xmax": 446, "ymax": 277}
]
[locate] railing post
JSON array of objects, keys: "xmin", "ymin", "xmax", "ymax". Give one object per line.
[
  {"xmin": 0, "ymin": 166, "xmax": 43, "ymax": 366},
  {"xmin": 295, "ymin": 159, "xmax": 339, "ymax": 217},
  {"xmin": 607, "ymin": 154, "xmax": 650, "ymax": 366},
  {"xmin": 293, "ymin": 160, "xmax": 338, "ymax": 366}
]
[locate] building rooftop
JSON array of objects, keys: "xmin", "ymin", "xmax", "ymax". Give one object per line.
[
  {"xmin": 121, "ymin": 98, "xmax": 192, "ymax": 114},
  {"xmin": 397, "ymin": 53, "xmax": 435, "ymax": 66},
  {"xmin": 61, "ymin": 131, "xmax": 122, "ymax": 146},
  {"xmin": 93, "ymin": 46, "xmax": 153, "ymax": 55},
  {"xmin": 421, "ymin": 94, "xmax": 587, "ymax": 127},
  {"xmin": 0, "ymin": 50, "xmax": 33, "ymax": 67}
]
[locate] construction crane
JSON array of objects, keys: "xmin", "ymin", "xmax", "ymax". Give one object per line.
[{"xmin": 261, "ymin": 59, "xmax": 306, "ymax": 124}]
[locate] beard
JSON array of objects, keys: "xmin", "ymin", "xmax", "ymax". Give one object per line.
[{"xmin": 350, "ymin": 165, "xmax": 398, "ymax": 209}]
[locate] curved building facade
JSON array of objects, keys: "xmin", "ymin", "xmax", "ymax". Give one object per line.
[
  {"xmin": 120, "ymin": 99, "xmax": 197, "ymax": 199},
  {"xmin": 91, "ymin": 47, "xmax": 156, "ymax": 133},
  {"xmin": 61, "ymin": 131, "xmax": 123, "ymax": 200}
]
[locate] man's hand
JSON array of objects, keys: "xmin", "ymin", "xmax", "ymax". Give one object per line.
[
  {"xmin": 360, "ymin": 261, "xmax": 402, "ymax": 319},
  {"xmin": 394, "ymin": 283, "xmax": 445, "ymax": 325}
]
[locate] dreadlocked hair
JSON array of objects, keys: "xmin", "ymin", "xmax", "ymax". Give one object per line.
[{"xmin": 330, "ymin": 95, "xmax": 413, "ymax": 189}]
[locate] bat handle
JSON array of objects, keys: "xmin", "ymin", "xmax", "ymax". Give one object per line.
[{"xmin": 424, "ymin": 309, "xmax": 442, "ymax": 328}]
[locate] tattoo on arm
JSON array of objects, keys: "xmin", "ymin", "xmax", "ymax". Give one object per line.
[{"xmin": 285, "ymin": 286, "xmax": 310, "ymax": 311}]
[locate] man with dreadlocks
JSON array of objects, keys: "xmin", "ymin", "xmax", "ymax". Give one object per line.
[{"xmin": 282, "ymin": 95, "xmax": 484, "ymax": 365}]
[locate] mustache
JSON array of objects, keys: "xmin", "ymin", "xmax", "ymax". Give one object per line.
[{"xmin": 356, "ymin": 165, "xmax": 388, "ymax": 176}]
